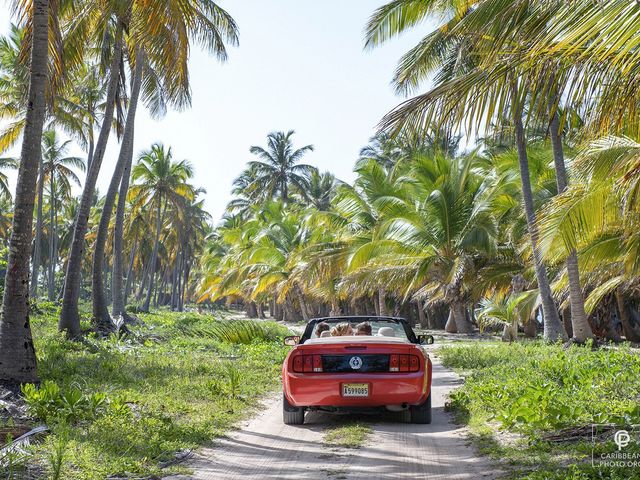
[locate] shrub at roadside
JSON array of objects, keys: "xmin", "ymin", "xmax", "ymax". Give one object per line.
[
  {"xmin": 440, "ymin": 342, "xmax": 640, "ymax": 479},
  {"xmin": 8, "ymin": 309, "xmax": 290, "ymax": 480}
]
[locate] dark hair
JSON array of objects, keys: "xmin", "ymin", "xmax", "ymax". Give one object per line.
[
  {"xmin": 315, "ymin": 322, "xmax": 330, "ymax": 335},
  {"xmin": 355, "ymin": 322, "xmax": 372, "ymax": 335}
]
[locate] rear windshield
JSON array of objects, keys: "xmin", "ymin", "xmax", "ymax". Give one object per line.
[{"xmin": 310, "ymin": 318, "xmax": 409, "ymax": 340}]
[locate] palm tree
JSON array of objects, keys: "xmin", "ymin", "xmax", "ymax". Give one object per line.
[
  {"xmin": 108, "ymin": 0, "xmax": 238, "ymax": 323},
  {"xmin": 248, "ymin": 131, "xmax": 316, "ymax": 202},
  {"xmin": 61, "ymin": 0, "xmax": 239, "ymax": 334},
  {"xmin": 306, "ymin": 171, "xmax": 340, "ymax": 211},
  {"xmin": 0, "ymin": 157, "xmax": 17, "ymax": 198},
  {"xmin": 476, "ymin": 290, "xmax": 539, "ymax": 341},
  {"xmin": 0, "ymin": 24, "xmax": 28, "ymax": 154},
  {"xmin": 166, "ymin": 194, "xmax": 211, "ymax": 311},
  {"xmin": 129, "ymin": 144, "xmax": 195, "ymax": 312},
  {"xmin": 91, "ymin": 53, "xmax": 145, "ymax": 329},
  {"xmin": 540, "ymin": 135, "xmax": 640, "ymax": 342},
  {"xmin": 41, "ymin": 131, "xmax": 84, "ymax": 300},
  {"xmin": 0, "ymin": 0, "xmax": 50, "ymax": 382},
  {"xmin": 59, "ymin": 24, "xmax": 124, "ymax": 336},
  {"xmin": 365, "ymin": 0, "xmax": 568, "ymax": 341},
  {"xmin": 347, "ymin": 153, "xmax": 498, "ymax": 333},
  {"xmin": 30, "ymin": 131, "xmax": 84, "ymax": 299}
]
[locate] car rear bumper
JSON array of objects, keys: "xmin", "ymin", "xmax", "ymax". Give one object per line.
[{"xmin": 283, "ymin": 367, "xmax": 431, "ymax": 408}]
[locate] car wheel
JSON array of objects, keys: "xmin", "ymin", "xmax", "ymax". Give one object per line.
[
  {"xmin": 282, "ymin": 393, "xmax": 305, "ymax": 425},
  {"xmin": 410, "ymin": 393, "xmax": 432, "ymax": 424}
]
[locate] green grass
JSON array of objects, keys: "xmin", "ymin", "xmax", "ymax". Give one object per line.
[
  {"xmin": 439, "ymin": 342, "xmax": 640, "ymax": 479},
  {"xmin": 323, "ymin": 422, "xmax": 372, "ymax": 449},
  {"xmin": 11, "ymin": 307, "xmax": 291, "ymax": 480}
]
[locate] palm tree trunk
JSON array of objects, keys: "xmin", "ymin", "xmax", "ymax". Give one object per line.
[
  {"xmin": 378, "ymin": 287, "xmax": 388, "ymax": 316},
  {"xmin": 615, "ymin": 289, "xmax": 640, "ymax": 342},
  {"xmin": 137, "ymin": 260, "xmax": 149, "ymax": 300},
  {"xmin": 180, "ymin": 256, "xmax": 190, "ymax": 311},
  {"xmin": 112, "ymin": 55, "xmax": 143, "ymax": 320},
  {"xmin": 123, "ymin": 238, "xmax": 137, "ymax": 304},
  {"xmin": 416, "ymin": 300, "xmax": 427, "ymax": 328},
  {"xmin": 47, "ymin": 175, "xmax": 56, "ymax": 300},
  {"xmin": 142, "ymin": 196, "xmax": 163, "ymax": 312},
  {"xmin": 450, "ymin": 301, "xmax": 473, "ymax": 333},
  {"xmin": 112, "ymin": 141, "xmax": 135, "ymax": 318},
  {"xmin": 295, "ymin": 283, "xmax": 310, "ymax": 321},
  {"xmin": 86, "ymin": 130, "xmax": 94, "ymax": 178},
  {"xmin": 548, "ymin": 108, "xmax": 594, "ymax": 342},
  {"xmin": 93, "ymin": 56, "xmax": 143, "ymax": 328},
  {"xmin": 0, "ymin": 0, "xmax": 48, "ymax": 382},
  {"xmin": 511, "ymin": 80, "xmax": 566, "ymax": 342},
  {"xmin": 330, "ymin": 298, "xmax": 342, "ymax": 316},
  {"xmin": 444, "ymin": 309, "xmax": 457, "ymax": 333},
  {"xmin": 30, "ymin": 157, "xmax": 44, "ymax": 299},
  {"xmin": 59, "ymin": 28, "xmax": 123, "ymax": 337}
]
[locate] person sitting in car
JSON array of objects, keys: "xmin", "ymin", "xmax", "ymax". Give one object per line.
[
  {"xmin": 330, "ymin": 322, "xmax": 353, "ymax": 336},
  {"xmin": 355, "ymin": 322, "xmax": 372, "ymax": 335},
  {"xmin": 315, "ymin": 322, "xmax": 330, "ymax": 337}
]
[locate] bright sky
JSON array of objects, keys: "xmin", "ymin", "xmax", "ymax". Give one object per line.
[{"xmin": 0, "ymin": 1, "xmax": 432, "ymax": 221}]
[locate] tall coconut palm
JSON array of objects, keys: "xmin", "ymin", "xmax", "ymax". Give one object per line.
[
  {"xmin": 305, "ymin": 171, "xmax": 340, "ymax": 211},
  {"xmin": 91, "ymin": 52, "xmax": 145, "ymax": 329},
  {"xmin": 59, "ymin": 23, "xmax": 124, "ymax": 336},
  {"xmin": 41, "ymin": 131, "xmax": 84, "ymax": 300},
  {"xmin": 0, "ymin": 0, "xmax": 50, "ymax": 382},
  {"xmin": 540, "ymin": 135, "xmax": 640, "ymax": 342},
  {"xmin": 31, "ymin": 131, "xmax": 83, "ymax": 299},
  {"xmin": 346, "ymin": 153, "xmax": 498, "ymax": 333},
  {"xmin": 129, "ymin": 144, "xmax": 195, "ymax": 312},
  {"xmin": 108, "ymin": 0, "xmax": 238, "ymax": 323},
  {"xmin": 248, "ymin": 131, "xmax": 315, "ymax": 202},
  {"xmin": 62, "ymin": 0, "xmax": 238, "ymax": 333},
  {"xmin": 365, "ymin": 0, "xmax": 568, "ymax": 341}
]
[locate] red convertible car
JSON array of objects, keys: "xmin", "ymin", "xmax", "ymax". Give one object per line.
[{"xmin": 282, "ymin": 316, "xmax": 434, "ymax": 425}]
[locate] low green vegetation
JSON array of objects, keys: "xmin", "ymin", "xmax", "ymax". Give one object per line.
[
  {"xmin": 8, "ymin": 308, "xmax": 290, "ymax": 480},
  {"xmin": 439, "ymin": 343, "xmax": 640, "ymax": 479},
  {"xmin": 323, "ymin": 422, "xmax": 372, "ymax": 449}
]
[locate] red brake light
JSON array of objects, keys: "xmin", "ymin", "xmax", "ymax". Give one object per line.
[
  {"xmin": 292, "ymin": 355, "xmax": 323, "ymax": 373},
  {"xmin": 399, "ymin": 355, "xmax": 409, "ymax": 372},
  {"xmin": 313, "ymin": 355, "xmax": 323, "ymax": 372},
  {"xmin": 389, "ymin": 354, "xmax": 399, "ymax": 372},
  {"xmin": 409, "ymin": 355, "xmax": 419, "ymax": 372},
  {"xmin": 390, "ymin": 354, "xmax": 420, "ymax": 373},
  {"xmin": 303, "ymin": 355, "xmax": 313, "ymax": 373},
  {"xmin": 292, "ymin": 356, "xmax": 303, "ymax": 372}
]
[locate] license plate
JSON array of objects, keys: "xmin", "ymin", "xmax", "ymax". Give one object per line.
[{"xmin": 342, "ymin": 383, "xmax": 369, "ymax": 397}]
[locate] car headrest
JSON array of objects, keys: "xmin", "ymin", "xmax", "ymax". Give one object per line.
[
  {"xmin": 377, "ymin": 327, "xmax": 396, "ymax": 337},
  {"xmin": 320, "ymin": 331, "xmax": 331, "ymax": 338}
]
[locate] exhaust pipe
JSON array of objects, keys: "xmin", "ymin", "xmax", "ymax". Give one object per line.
[{"xmin": 385, "ymin": 403, "xmax": 409, "ymax": 412}]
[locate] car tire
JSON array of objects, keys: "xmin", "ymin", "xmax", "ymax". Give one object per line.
[
  {"xmin": 410, "ymin": 393, "xmax": 432, "ymax": 424},
  {"xmin": 282, "ymin": 393, "xmax": 305, "ymax": 425}
]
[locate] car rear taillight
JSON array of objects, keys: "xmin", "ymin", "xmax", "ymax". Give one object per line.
[
  {"xmin": 292, "ymin": 354, "xmax": 323, "ymax": 373},
  {"xmin": 313, "ymin": 355, "xmax": 323, "ymax": 372},
  {"xmin": 389, "ymin": 354, "xmax": 419, "ymax": 373},
  {"xmin": 389, "ymin": 354, "xmax": 399, "ymax": 372}
]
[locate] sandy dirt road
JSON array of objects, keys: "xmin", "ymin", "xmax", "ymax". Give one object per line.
[{"xmin": 166, "ymin": 353, "xmax": 500, "ymax": 480}]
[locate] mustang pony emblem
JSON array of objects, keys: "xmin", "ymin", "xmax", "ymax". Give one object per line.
[{"xmin": 349, "ymin": 356, "xmax": 363, "ymax": 370}]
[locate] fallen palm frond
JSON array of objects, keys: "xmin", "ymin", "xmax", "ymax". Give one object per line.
[{"xmin": 175, "ymin": 318, "xmax": 290, "ymax": 344}]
